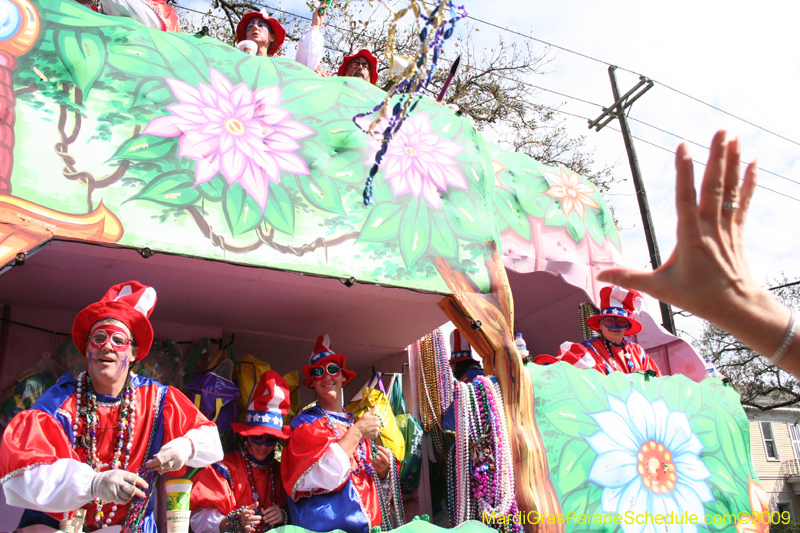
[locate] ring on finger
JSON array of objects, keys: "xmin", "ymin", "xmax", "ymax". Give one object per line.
[{"xmin": 722, "ymin": 201, "xmax": 739, "ymax": 211}]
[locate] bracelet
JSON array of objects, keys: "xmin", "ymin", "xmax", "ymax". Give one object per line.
[
  {"xmin": 226, "ymin": 507, "xmax": 248, "ymax": 533},
  {"xmin": 281, "ymin": 508, "xmax": 289, "ymax": 524},
  {"xmin": 767, "ymin": 308, "xmax": 797, "ymax": 366}
]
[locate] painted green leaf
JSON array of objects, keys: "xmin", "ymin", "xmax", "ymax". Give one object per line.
[
  {"xmin": 223, "ymin": 183, "xmax": 263, "ymax": 236},
  {"xmin": 517, "ymin": 190, "xmax": 549, "ymax": 219},
  {"xmin": 323, "ymin": 151, "xmax": 365, "ymax": 183},
  {"xmin": 692, "ymin": 415, "xmax": 720, "ymax": 454},
  {"xmin": 584, "ymin": 209, "xmax": 605, "ymax": 246},
  {"xmin": 358, "ymin": 203, "xmax": 403, "ymax": 243},
  {"xmin": 543, "ymin": 399, "xmax": 598, "ymax": 438},
  {"xmin": 544, "ymin": 201, "xmax": 569, "ymax": 228},
  {"xmin": 563, "ymin": 365, "xmax": 609, "ymax": 412},
  {"xmin": 445, "ymin": 191, "xmax": 486, "ymax": 241},
  {"xmin": 236, "ymin": 55, "xmax": 278, "ymax": 92},
  {"xmin": 703, "ymin": 455, "xmax": 740, "ymax": 495},
  {"xmin": 399, "ymin": 200, "xmax": 430, "ymax": 268},
  {"xmin": 567, "ymin": 211, "xmax": 586, "ymax": 243},
  {"xmin": 318, "ymin": 121, "xmax": 367, "ymax": 150},
  {"xmin": 430, "ymin": 113, "xmax": 462, "ymax": 140},
  {"xmin": 264, "ymin": 183, "xmax": 295, "ymax": 235},
  {"xmin": 55, "ymin": 29, "xmax": 107, "ymax": 98},
  {"xmin": 107, "ymin": 45, "xmax": 173, "ymax": 80},
  {"xmin": 150, "ymin": 32, "xmax": 208, "ymax": 86},
  {"xmin": 494, "ymin": 189, "xmax": 530, "ymax": 240},
  {"xmin": 298, "ymin": 175, "xmax": 346, "ymax": 215},
  {"xmin": 714, "ymin": 404, "xmax": 747, "ymax": 473},
  {"xmin": 555, "ymin": 438, "xmax": 592, "ymax": 495},
  {"xmin": 197, "ymin": 177, "xmax": 225, "ymax": 201},
  {"xmin": 109, "ymin": 135, "xmax": 175, "ymax": 162},
  {"xmin": 129, "ymin": 170, "xmax": 198, "ymax": 206},
  {"xmin": 283, "ymin": 80, "xmax": 343, "ymax": 114},
  {"xmin": 131, "ymin": 79, "xmax": 172, "ymax": 109},
  {"xmin": 430, "ymin": 212, "xmax": 458, "ymax": 259},
  {"xmin": 558, "ymin": 486, "xmax": 592, "ymax": 523},
  {"xmin": 338, "ymin": 84, "xmax": 381, "ymax": 108}
]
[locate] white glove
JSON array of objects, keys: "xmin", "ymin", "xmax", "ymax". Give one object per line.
[
  {"xmin": 91, "ymin": 469, "xmax": 146, "ymax": 504},
  {"xmin": 148, "ymin": 437, "xmax": 194, "ymax": 473}
]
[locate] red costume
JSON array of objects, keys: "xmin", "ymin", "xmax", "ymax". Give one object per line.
[
  {"xmin": 533, "ymin": 286, "xmax": 663, "ymax": 377},
  {"xmin": 281, "ymin": 335, "xmax": 380, "ymax": 533},
  {"xmin": 0, "ymin": 281, "xmax": 222, "ymax": 533}
]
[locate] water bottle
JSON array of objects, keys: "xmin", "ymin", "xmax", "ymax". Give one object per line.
[
  {"xmin": 515, "ymin": 333, "xmax": 529, "ymax": 357},
  {"xmin": 704, "ymin": 358, "xmax": 724, "ymax": 380}
]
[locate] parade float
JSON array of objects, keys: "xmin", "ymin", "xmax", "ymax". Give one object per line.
[{"xmin": 0, "ymin": 0, "xmax": 769, "ymax": 531}]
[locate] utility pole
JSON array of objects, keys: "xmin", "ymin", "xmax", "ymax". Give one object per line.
[{"xmin": 589, "ymin": 66, "xmax": 676, "ymax": 335}]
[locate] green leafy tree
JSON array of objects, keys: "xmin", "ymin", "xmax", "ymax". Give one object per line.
[{"xmin": 699, "ymin": 276, "xmax": 800, "ymax": 410}]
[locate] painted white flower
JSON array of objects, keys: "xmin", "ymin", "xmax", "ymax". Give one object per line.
[
  {"xmin": 144, "ymin": 68, "xmax": 312, "ymax": 209},
  {"xmin": 584, "ymin": 389, "xmax": 713, "ymax": 533}
]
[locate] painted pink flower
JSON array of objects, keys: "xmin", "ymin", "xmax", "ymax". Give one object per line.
[
  {"xmin": 144, "ymin": 68, "xmax": 312, "ymax": 209},
  {"xmin": 369, "ymin": 113, "xmax": 467, "ymax": 209},
  {"xmin": 543, "ymin": 167, "xmax": 600, "ymax": 219}
]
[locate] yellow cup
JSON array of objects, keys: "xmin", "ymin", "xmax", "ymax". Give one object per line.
[{"xmin": 165, "ymin": 478, "xmax": 193, "ymax": 533}]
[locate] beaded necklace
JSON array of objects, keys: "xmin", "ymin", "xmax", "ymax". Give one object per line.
[
  {"xmin": 240, "ymin": 445, "xmax": 275, "ymax": 533},
  {"xmin": 601, "ymin": 337, "xmax": 635, "ymax": 372},
  {"xmin": 74, "ymin": 371, "xmax": 136, "ymax": 529},
  {"xmin": 418, "ymin": 330, "xmax": 451, "ymax": 462}
]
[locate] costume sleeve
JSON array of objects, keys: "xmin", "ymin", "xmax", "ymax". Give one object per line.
[
  {"xmin": 631, "ymin": 344, "xmax": 663, "ymax": 377},
  {"xmin": 295, "ymin": 25, "xmax": 324, "ymax": 70},
  {"xmin": 163, "ymin": 387, "xmax": 223, "ymax": 467},
  {"xmin": 101, "ymin": 0, "xmax": 180, "ymax": 31},
  {"xmin": 281, "ymin": 418, "xmax": 350, "ymax": 501},
  {"xmin": 533, "ymin": 342, "xmax": 601, "ymax": 372},
  {"xmin": 0, "ymin": 408, "xmax": 79, "ymax": 481},
  {"xmin": 293, "ymin": 443, "xmax": 350, "ymax": 495},
  {"xmin": 190, "ymin": 507, "xmax": 225, "ymax": 533},
  {"xmin": 190, "ymin": 463, "xmax": 237, "ymax": 517},
  {"xmin": 2, "ymin": 458, "xmax": 94, "ymax": 513}
]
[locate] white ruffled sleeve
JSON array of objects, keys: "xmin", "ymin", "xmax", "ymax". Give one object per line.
[
  {"xmin": 294, "ymin": 442, "xmax": 351, "ymax": 493},
  {"xmin": 190, "ymin": 507, "xmax": 225, "ymax": 533},
  {"xmin": 1, "ymin": 458, "xmax": 95, "ymax": 513},
  {"xmin": 295, "ymin": 25, "xmax": 324, "ymax": 71},
  {"xmin": 101, "ymin": 0, "xmax": 162, "ymax": 29},
  {"xmin": 183, "ymin": 425, "xmax": 224, "ymax": 467}
]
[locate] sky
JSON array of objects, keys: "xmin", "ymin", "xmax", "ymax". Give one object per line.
[{"xmin": 179, "ymin": 0, "xmax": 800, "ymax": 346}]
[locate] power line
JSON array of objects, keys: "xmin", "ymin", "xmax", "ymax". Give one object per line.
[{"xmin": 465, "ymin": 14, "xmax": 800, "ymax": 149}]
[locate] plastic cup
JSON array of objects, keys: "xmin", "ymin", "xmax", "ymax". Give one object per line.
[{"xmin": 165, "ymin": 478, "xmax": 193, "ymax": 533}]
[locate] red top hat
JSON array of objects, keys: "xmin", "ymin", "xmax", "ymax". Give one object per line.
[
  {"xmin": 302, "ymin": 334, "xmax": 357, "ymax": 388},
  {"xmin": 449, "ymin": 329, "xmax": 476, "ymax": 363},
  {"xmin": 586, "ymin": 286, "xmax": 644, "ymax": 336},
  {"xmin": 236, "ymin": 11, "xmax": 286, "ymax": 56},
  {"xmin": 230, "ymin": 370, "xmax": 292, "ymax": 439},
  {"xmin": 72, "ymin": 281, "xmax": 157, "ymax": 361},
  {"xmin": 337, "ymin": 49, "xmax": 378, "ymax": 85}
]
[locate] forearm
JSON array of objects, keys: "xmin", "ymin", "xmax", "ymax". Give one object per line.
[
  {"xmin": 183, "ymin": 425, "xmax": 224, "ymax": 467},
  {"xmin": 337, "ymin": 426, "xmax": 364, "ymax": 457},
  {"xmin": 709, "ymin": 284, "xmax": 799, "ymax": 372}
]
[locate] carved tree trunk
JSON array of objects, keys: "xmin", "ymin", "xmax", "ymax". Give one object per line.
[{"xmin": 435, "ymin": 245, "xmax": 563, "ymax": 533}]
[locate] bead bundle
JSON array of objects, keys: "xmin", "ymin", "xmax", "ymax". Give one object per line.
[
  {"xmin": 374, "ymin": 443, "xmax": 406, "ymax": 531},
  {"xmin": 354, "ymin": 0, "xmax": 468, "ymax": 205},
  {"xmin": 450, "ymin": 376, "xmax": 521, "ymax": 532},
  {"xmin": 121, "ymin": 467, "xmax": 158, "ymax": 533},
  {"xmin": 417, "ymin": 330, "xmax": 452, "ymax": 461},
  {"xmin": 73, "ymin": 371, "xmax": 136, "ymax": 529},
  {"xmin": 226, "ymin": 506, "xmax": 249, "ymax": 533}
]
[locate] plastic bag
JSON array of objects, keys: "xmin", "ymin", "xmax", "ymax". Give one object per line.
[
  {"xmin": 183, "ymin": 338, "xmax": 218, "ymax": 384},
  {"xmin": 233, "ymin": 354, "xmax": 271, "ymax": 421},
  {"xmin": 346, "ymin": 387, "xmax": 405, "ymax": 462},
  {"xmin": 388, "ymin": 375, "xmax": 406, "ymax": 417},
  {"xmin": 183, "ymin": 360, "xmax": 240, "ymax": 453},
  {"xmin": 396, "ymin": 413, "xmax": 423, "ymax": 491},
  {"xmin": 282, "ymin": 370, "xmax": 300, "ymax": 425},
  {"xmin": 0, "ymin": 352, "xmax": 64, "ymax": 428}
]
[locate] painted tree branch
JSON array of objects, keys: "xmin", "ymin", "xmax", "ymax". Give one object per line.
[{"xmin": 434, "ymin": 245, "xmax": 563, "ymax": 533}]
